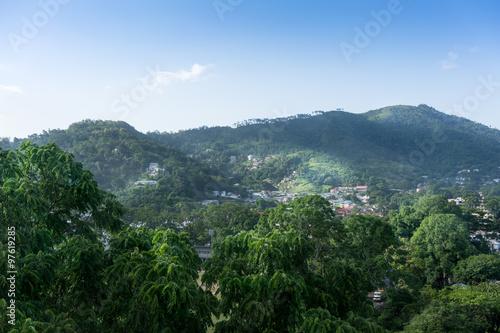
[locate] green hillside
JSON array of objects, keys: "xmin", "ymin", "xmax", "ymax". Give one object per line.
[
  {"xmin": 146, "ymin": 104, "xmax": 500, "ymax": 190},
  {"xmin": 2, "ymin": 104, "xmax": 500, "ymax": 199},
  {"xmin": 0, "ymin": 120, "xmax": 233, "ymax": 211}
]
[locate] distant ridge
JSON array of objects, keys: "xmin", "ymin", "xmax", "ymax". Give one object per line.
[
  {"xmin": 2, "ymin": 105, "xmax": 499, "ymax": 193},
  {"xmin": 146, "ymin": 104, "xmax": 500, "ymax": 187}
]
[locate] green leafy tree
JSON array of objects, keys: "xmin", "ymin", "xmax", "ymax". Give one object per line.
[
  {"xmin": 376, "ymin": 237, "xmax": 427, "ymax": 331},
  {"xmin": 389, "ymin": 195, "xmax": 462, "ymax": 238},
  {"xmin": 453, "ymin": 254, "xmax": 500, "ymax": 284},
  {"xmin": 300, "ymin": 308, "xmax": 384, "ymax": 333},
  {"xmin": 343, "ymin": 215, "xmax": 399, "ymax": 289},
  {"xmin": 436, "ymin": 284, "xmax": 500, "ymax": 332},
  {"xmin": 367, "ymin": 181, "xmax": 393, "ymax": 211},
  {"xmin": 100, "ymin": 228, "xmax": 216, "ymax": 332},
  {"xmin": 256, "ymin": 195, "xmax": 346, "ymax": 272},
  {"xmin": 0, "ymin": 142, "xmax": 124, "ymax": 331},
  {"xmin": 255, "ymin": 198, "xmax": 277, "ymax": 212},
  {"xmin": 181, "ymin": 212, "xmax": 212, "ymax": 245},
  {"xmin": 388, "ymin": 206, "xmax": 421, "ymax": 239},
  {"xmin": 402, "ymin": 304, "xmax": 468, "ymax": 333},
  {"xmin": 484, "ymin": 196, "xmax": 500, "ymax": 220},
  {"xmin": 377, "ymin": 287, "xmax": 419, "ymax": 331},
  {"xmin": 202, "ymin": 230, "xmax": 380, "ymax": 333},
  {"xmin": 203, "ymin": 202, "xmax": 260, "ymax": 242},
  {"xmin": 404, "ymin": 283, "xmax": 500, "ymax": 333},
  {"xmin": 410, "ymin": 214, "xmax": 477, "ymax": 288}
]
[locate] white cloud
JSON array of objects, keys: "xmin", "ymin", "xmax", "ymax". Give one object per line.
[
  {"xmin": 167, "ymin": 63, "xmax": 208, "ymax": 81},
  {"xmin": 0, "ymin": 85, "xmax": 23, "ymax": 96},
  {"xmin": 468, "ymin": 46, "xmax": 481, "ymax": 53},
  {"xmin": 440, "ymin": 52, "xmax": 458, "ymax": 70},
  {"xmin": 142, "ymin": 63, "xmax": 211, "ymax": 88}
]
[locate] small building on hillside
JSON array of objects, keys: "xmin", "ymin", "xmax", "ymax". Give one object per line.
[
  {"xmin": 201, "ymin": 200, "xmax": 219, "ymax": 206},
  {"xmin": 134, "ymin": 180, "xmax": 157, "ymax": 186},
  {"xmin": 449, "ymin": 197, "xmax": 464, "ymax": 206},
  {"xmin": 194, "ymin": 246, "xmax": 212, "ymax": 261}
]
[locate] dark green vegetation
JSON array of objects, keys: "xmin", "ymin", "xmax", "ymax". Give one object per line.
[
  {"xmin": 1, "ymin": 143, "xmax": 500, "ymax": 332},
  {"xmin": 2, "ymin": 105, "xmax": 500, "ymax": 331},
  {"xmin": 0, "ymin": 147, "xmax": 500, "ymax": 332},
  {"xmin": 0, "ymin": 120, "xmax": 235, "ymax": 214},
  {"xmin": 0, "ymin": 144, "xmax": 386, "ymax": 331},
  {"xmin": 2, "ymin": 105, "xmax": 500, "ymax": 208},
  {"xmin": 147, "ymin": 104, "xmax": 500, "ymax": 191}
]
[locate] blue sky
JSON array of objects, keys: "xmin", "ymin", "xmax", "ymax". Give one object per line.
[{"xmin": 1, "ymin": 0, "xmax": 500, "ymax": 138}]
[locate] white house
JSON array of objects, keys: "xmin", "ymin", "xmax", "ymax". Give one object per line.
[{"xmin": 134, "ymin": 180, "xmax": 157, "ymax": 186}]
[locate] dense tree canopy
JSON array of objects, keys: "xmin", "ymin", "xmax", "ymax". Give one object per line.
[
  {"xmin": 343, "ymin": 215, "xmax": 400, "ymax": 289},
  {"xmin": 202, "ymin": 229, "xmax": 382, "ymax": 333},
  {"xmin": 0, "ymin": 142, "xmax": 124, "ymax": 331},
  {"xmin": 453, "ymin": 254, "xmax": 500, "ymax": 284},
  {"xmin": 402, "ymin": 283, "xmax": 500, "ymax": 333},
  {"xmin": 100, "ymin": 228, "xmax": 216, "ymax": 332},
  {"xmin": 2, "ymin": 139, "xmax": 500, "ymax": 332},
  {"xmin": 389, "ymin": 195, "xmax": 463, "ymax": 238},
  {"xmin": 410, "ymin": 214, "xmax": 477, "ymax": 288},
  {"xmin": 256, "ymin": 195, "xmax": 346, "ymax": 271}
]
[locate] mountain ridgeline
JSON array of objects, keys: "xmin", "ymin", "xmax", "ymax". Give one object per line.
[
  {"xmin": 0, "ymin": 120, "xmax": 233, "ymax": 211},
  {"xmin": 147, "ymin": 104, "xmax": 500, "ymax": 189},
  {"xmin": 2, "ymin": 105, "xmax": 500, "ymax": 199}
]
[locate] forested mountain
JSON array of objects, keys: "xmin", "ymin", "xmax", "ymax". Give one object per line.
[
  {"xmin": 0, "ymin": 120, "xmax": 232, "ymax": 211},
  {"xmin": 2, "ymin": 104, "xmax": 500, "ymax": 197},
  {"xmin": 146, "ymin": 104, "xmax": 500, "ymax": 190}
]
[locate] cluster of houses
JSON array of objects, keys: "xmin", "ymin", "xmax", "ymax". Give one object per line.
[
  {"xmin": 199, "ymin": 183, "xmax": 386, "ymax": 218},
  {"xmin": 448, "ymin": 168, "xmax": 500, "ymax": 186},
  {"xmin": 473, "ymin": 231, "xmax": 500, "ymax": 252},
  {"xmin": 248, "ymin": 185, "xmax": 384, "ymax": 217},
  {"xmin": 212, "ymin": 190, "xmax": 240, "ymax": 199},
  {"xmin": 247, "ymin": 155, "xmax": 275, "ymax": 170},
  {"xmin": 198, "ymin": 191, "xmax": 241, "ymax": 206},
  {"xmin": 134, "ymin": 180, "xmax": 157, "ymax": 186},
  {"xmin": 138, "ymin": 162, "xmax": 500, "ymax": 254},
  {"xmin": 148, "ymin": 163, "xmax": 167, "ymax": 177},
  {"xmin": 325, "ymin": 185, "xmax": 385, "ymax": 217},
  {"xmin": 278, "ymin": 171, "xmax": 300, "ymax": 190},
  {"xmin": 133, "ymin": 163, "xmax": 166, "ymax": 186},
  {"xmin": 448, "ymin": 194, "xmax": 500, "ymax": 253}
]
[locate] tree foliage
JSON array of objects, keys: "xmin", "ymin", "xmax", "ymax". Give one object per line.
[
  {"xmin": 202, "ymin": 230, "xmax": 381, "ymax": 332},
  {"xmin": 256, "ymin": 195, "xmax": 346, "ymax": 272},
  {"xmin": 0, "ymin": 142, "xmax": 124, "ymax": 331},
  {"xmin": 343, "ymin": 215, "xmax": 399, "ymax": 289},
  {"xmin": 453, "ymin": 254, "xmax": 500, "ymax": 284},
  {"xmin": 100, "ymin": 228, "xmax": 216, "ymax": 332},
  {"xmin": 410, "ymin": 214, "xmax": 477, "ymax": 287},
  {"xmin": 389, "ymin": 195, "xmax": 462, "ymax": 238}
]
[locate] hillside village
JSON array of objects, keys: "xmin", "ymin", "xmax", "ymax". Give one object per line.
[
  {"xmin": 136, "ymin": 160, "xmax": 499, "ymax": 213},
  {"xmin": 131, "ymin": 160, "xmax": 500, "ymax": 256}
]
